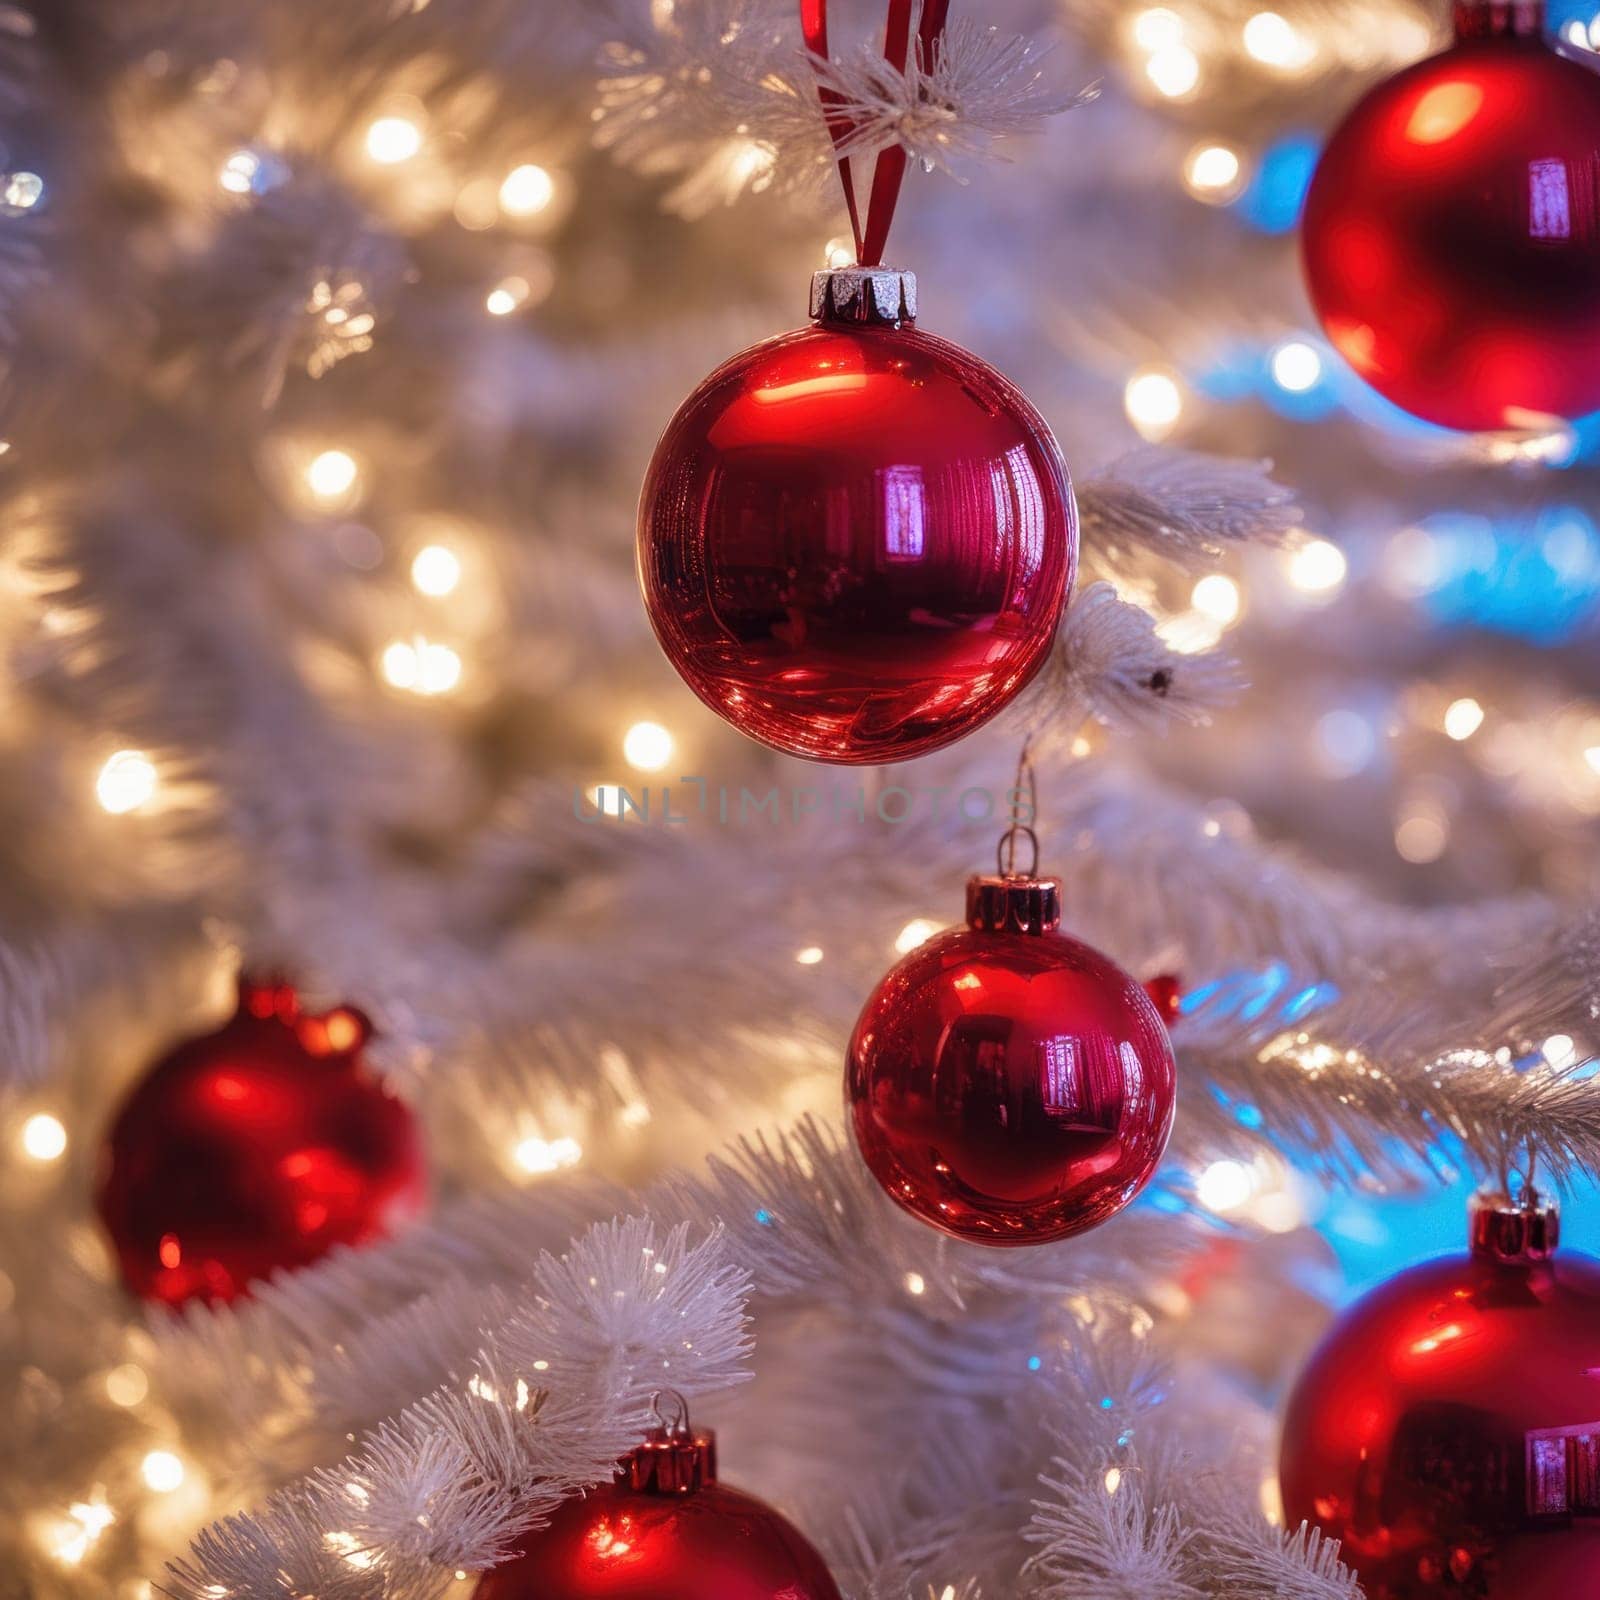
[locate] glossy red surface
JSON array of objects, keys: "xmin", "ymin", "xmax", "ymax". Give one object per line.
[
  {"xmin": 474, "ymin": 1481, "xmax": 842, "ymax": 1600},
  {"xmin": 638, "ymin": 322, "xmax": 1075, "ymax": 763},
  {"xmin": 846, "ymin": 888, "xmax": 1175, "ymax": 1245},
  {"xmin": 1280, "ymin": 1224, "xmax": 1600, "ymax": 1597},
  {"xmin": 1303, "ymin": 26, "xmax": 1600, "ymax": 431},
  {"xmin": 95, "ymin": 977, "xmax": 426, "ymax": 1306}
]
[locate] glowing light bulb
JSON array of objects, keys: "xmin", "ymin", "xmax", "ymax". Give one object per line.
[
  {"xmin": 1104, "ymin": 1467, "xmax": 1124, "ymax": 1494},
  {"xmin": 485, "ymin": 275, "xmax": 530, "ymax": 316},
  {"xmin": 1124, "ymin": 368, "xmax": 1183, "ymax": 438},
  {"xmin": 1184, "ymin": 142, "xmax": 1243, "ymax": 201},
  {"xmin": 96, "ymin": 750, "xmax": 157, "ymax": 814},
  {"xmin": 410, "ymin": 543, "xmax": 461, "ymax": 597},
  {"xmin": 512, "ymin": 1135, "xmax": 582, "ymax": 1174},
  {"xmin": 795, "ymin": 946, "xmax": 824, "ymax": 965},
  {"xmin": 1133, "ymin": 8, "xmax": 1184, "ymax": 49},
  {"xmin": 1271, "ymin": 339, "xmax": 1323, "ymax": 393},
  {"xmin": 141, "ymin": 1450, "xmax": 186, "ymax": 1493},
  {"xmin": 366, "ymin": 116, "xmax": 422, "ymax": 164},
  {"xmin": 1286, "ymin": 538, "xmax": 1346, "ymax": 593},
  {"xmin": 306, "ymin": 449, "xmax": 358, "ymax": 500},
  {"xmin": 44, "ymin": 1494, "xmax": 115, "ymax": 1566},
  {"xmin": 895, "ymin": 918, "xmax": 941, "ymax": 954},
  {"xmin": 1544, "ymin": 1034, "xmax": 1577, "ymax": 1069},
  {"xmin": 622, "ymin": 721, "xmax": 674, "ymax": 772},
  {"xmin": 1197, "ymin": 1158, "xmax": 1254, "ymax": 1211},
  {"xmin": 0, "ymin": 171, "xmax": 43, "ymax": 214},
  {"xmin": 21, "ymin": 1113, "xmax": 66, "ymax": 1161},
  {"xmin": 1243, "ymin": 11, "xmax": 1316, "ymax": 68},
  {"xmin": 1146, "ymin": 44, "xmax": 1200, "ymax": 98},
  {"xmin": 1443, "ymin": 697, "xmax": 1485, "ymax": 740},
  {"xmin": 498, "ymin": 163, "xmax": 555, "ymax": 216},
  {"xmin": 1191, "ymin": 573, "xmax": 1241, "ymax": 625},
  {"xmin": 903, "ymin": 1271, "xmax": 926, "ymax": 1295}
]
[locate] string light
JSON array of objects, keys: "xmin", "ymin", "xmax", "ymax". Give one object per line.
[
  {"xmin": 1104, "ymin": 1466, "xmax": 1123, "ymax": 1494},
  {"xmin": 485, "ymin": 276, "xmax": 528, "ymax": 316},
  {"xmin": 42, "ymin": 1493, "xmax": 115, "ymax": 1565},
  {"xmin": 622, "ymin": 721, "xmax": 674, "ymax": 772},
  {"xmin": 410, "ymin": 544, "xmax": 461, "ymax": 597},
  {"xmin": 96, "ymin": 750, "xmax": 157, "ymax": 814},
  {"xmin": 1183, "ymin": 142, "xmax": 1243, "ymax": 202},
  {"xmin": 895, "ymin": 918, "xmax": 940, "ymax": 954},
  {"xmin": 903, "ymin": 1271, "xmax": 926, "ymax": 1295},
  {"xmin": 306, "ymin": 448, "xmax": 359, "ymax": 501},
  {"xmin": 1191, "ymin": 574, "xmax": 1242, "ymax": 625},
  {"xmin": 498, "ymin": 163, "xmax": 555, "ymax": 217},
  {"xmin": 140, "ymin": 1450, "xmax": 186, "ymax": 1493},
  {"xmin": 365, "ymin": 116, "xmax": 422, "ymax": 164},
  {"xmin": 381, "ymin": 637, "xmax": 462, "ymax": 696},
  {"xmin": 1145, "ymin": 43, "xmax": 1201, "ymax": 98},
  {"xmin": 1196, "ymin": 1158, "xmax": 1254, "ymax": 1211},
  {"xmin": 1242, "ymin": 11, "xmax": 1316, "ymax": 69},
  {"xmin": 1124, "ymin": 368, "xmax": 1183, "ymax": 439},
  {"xmin": 1132, "ymin": 7, "xmax": 1184, "ymax": 49},
  {"xmin": 1270, "ymin": 340, "xmax": 1323, "ymax": 393},
  {"xmin": 1286, "ymin": 538, "xmax": 1346, "ymax": 594},
  {"xmin": 1443, "ymin": 697, "xmax": 1485, "ymax": 741},
  {"xmin": 20, "ymin": 1112, "xmax": 66, "ymax": 1162},
  {"xmin": 0, "ymin": 171, "xmax": 43, "ymax": 214},
  {"xmin": 1544, "ymin": 1034, "xmax": 1577, "ymax": 1069},
  {"xmin": 795, "ymin": 946, "xmax": 824, "ymax": 965},
  {"xmin": 512, "ymin": 1135, "xmax": 582, "ymax": 1175},
  {"xmin": 218, "ymin": 150, "xmax": 260, "ymax": 194},
  {"xmin": 105, "ymin": 1363, "xmax": 149, "ymax": 1407}
]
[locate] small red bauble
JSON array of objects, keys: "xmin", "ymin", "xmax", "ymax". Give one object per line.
[
  {"xmin": 638, "ymin": 267, "xmax": 1075, "ymax": 764},
  {"xmin": 1302, "ymin": 1, "xmax": 1600, "ymax": 431},
  {"xmin": 1143, "ymin": 972, "xmax": 1183, "ymax": 1026},
  {"xmin": 95, "ymin": 975, "xmax": 427, "ymax": 1306},
  {"xmin": 476, "ymin": 1411, "xmax": 841, "ymax": 1600},
  {"xmin": 846, "ymin": 873, "xmax": 1176, "ymax": 1245},
  {"xmin": 1280, "ymin": 1191, "xmax": 1600, "ymax": 1598}
]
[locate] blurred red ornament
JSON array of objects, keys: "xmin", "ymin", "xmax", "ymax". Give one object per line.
[
  {"xmin": 96, "ymin": 975, "xmax": 426, "ymax": 1306},
  {"xmin": 1143, "ymin": 972, "xmax": 1183, "ymax": 1026},
  {"xmin": 637, "ymin": 266, "xmax": 1075, "ymax": 764},
  {"xmin": 475, "ymin": 1402, "xmax": 841, "ymax": 1600},
  {"xmin": 1302, "ymin": 0, "xmax": 1600, "ymax": 431},
  {"xmin": 1280, "ymin": 1190, "xmax": 1600, "ymax": 1597},
  {"xmin": 846, "ymin": 872, "xmax": 1176, "ymax": 1245}
]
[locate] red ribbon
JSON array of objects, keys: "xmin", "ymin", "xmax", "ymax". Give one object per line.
[{"xmin": 801, "ymin": 0, "xmax": 952, "ymax": 267}]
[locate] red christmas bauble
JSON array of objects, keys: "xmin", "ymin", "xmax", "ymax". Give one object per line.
[
  {"xmin": 476, "ymin": 1415, "xmax": 840, "ymax": 1600},
  {"xmin": 846, "ymin": 873, "xmax": 1176, "ymax": 1245},
  {"xmin": 1302, "ymin": 4, "xmax": 1600, "ymax": 431},
  {"xmin": 1143, "ymin": 972, "xmax": 1183, "ymax": 1026},
  {"xmin": 95, "ymin": 976, "xmax": 426, "ymax": 1306},
  {"xmin": 638, "ymin": 267, "xmax": 1075, "ymax": 764},
  {"xmin": 1280, "ymin": 1192, "xmax": 1600, "ymax": 1598}
]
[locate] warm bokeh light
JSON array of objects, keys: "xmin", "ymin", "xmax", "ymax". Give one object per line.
[
  {"xmin": 498, "ymin": 163, "xmax": 555, "ymax": 216},
  {"xmin": 1183, "ymin": 142, "xmax": 1243, "ymax": 202},
  {"xmin": 140, "ymin": 1450, "xmax": 186, "ymax": 1493},
  {"xmin": 1146, "ymin": 43, "xmax": 1200, "ymax": 97},
  {"xmin": 105, "ymin": 1363, "xmax": 149, "ymax": 1407},
  {"xmin": 366, "ymin": 116, "xmax": 422, "ymax": 164},
  {"xmin": 895, "ymin": 918, "xmax": 941, "ymax": 954},
  {"xmin": 1242, "ymin": 11, "xmax": 1315, "ymax": 69},
  {"xmin": 622, "ymin": 721, "xmax": 674, "ymax": 772},
  {"xmin": 1132, "ymin": 7, "xmax": 1184, "ymax": 49},
  {"xmin": 1191, "ymin": 573, "xmax": 1242, "ymax": 625},
  {"xmin": 1286, "ymin": 538, "xmax": 1346, "ymax": 593},
  {"xmin": 1125, "ymin": 368, "xmax": 1183, "ymax": 438},
  {"xmin": 96, "ymin": 750, "xmax": 157, "ymax": 814},
  {"xmin": 903, "ymin": 1271, "xmax": 926, "ymax": 1295},
  {"xmin": 823, "ymin": 235, "xmax": 855, "ymax": 268},
  {"xmin": 795, "ymin": 946, "xmax": 824, "ymax": 965},
  {"xmin": 1197, "ymin": 1158, "xmax": 1253, "ymax": 1211},
  {"xmin": 1443, "ymin": 697, "xmax": 1485, "ymax": 741},
  {"xmin": 306, "ymin": 449, "xmax": 359, "ymax": 501},
  {"xmin": 485, "ymin": 277, "xmax": 528, "ymax": 316},
  {"xmin": 512, "ymin": 1135, "xmax": 582, "ymax": 1175},
  {"xmin": 20, "ymin": 1112, "xmax": 66, "ymax": 1162},
  {"xmin": 410, "ymin": 544, "xmax": 461, "ymax": 597},
  {"xmin": 381, "ymin": 638, "xmax": 463, "ymax": 696},
  {"xmin": 219, "ymin": 150, "xmax": 260, "ymax": 194},
  {"xmin": 0, "ymin": 171, "xmax": 43, "ymax": 214},
  {"xmin": 1270, "ymin": 340, "xmax": 1323, "ymax": 393}
]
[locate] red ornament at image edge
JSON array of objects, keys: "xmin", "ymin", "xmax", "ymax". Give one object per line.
[
  {"xmin": 1301, "ymin": 0, "xmax": 1600, "ymax": 431},
  {"xmin": 638, "ymin": 267, "xmax": 1076, "ymax": 764},
  {"xmin": 1280, "ymin": 1191, "xmax": 1600, "ymax": 1598},
  {"xmin": 475, "ymin": 1415, "xmax": 841, "ymax": 1600},
  {"xmin": 846, "ymin": 873, "xmax": 1176, "ymax": 1245},
  {"xmin": 95, "ymin": 975, "xmax": 427, "ymax": 1306}
]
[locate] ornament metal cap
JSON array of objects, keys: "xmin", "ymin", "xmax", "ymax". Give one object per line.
[
  {"xmin": 617, "ymin": 1393, "xmax": 718, "ymax": 1495},
  {"xmin": 966, "ymin": 873, "xmax": 1062, "ymax": 936},
  {"xmin": 810, "ymin": 265, "xmax": 917, "ymax": 327},
  {"xmin": 1469, "ymin": 1188, "xmax": 1560, "ymax": 1263}
]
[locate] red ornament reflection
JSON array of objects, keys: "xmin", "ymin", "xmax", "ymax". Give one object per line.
[
  {"xmin": 1302, "ymin": 7, "xmax": 1600, "ymax": 431},
  {"xmin": 1280, "ymin": 1192, "xmax": 1600, "ymax": 1597},
  {"xmin": 96, "ymin": 975, "xmax": 427, "ymax": 1306},
  {"xmin": 846, "ymin": 874, "xmax": 1176, "ymax": 1245},
  {"xmin": 638, "ymin": 318, "xmax": 1075, "ymax": 763},
  {"xmin": 475, "ymin": 1416, "xmax": 841, "ymax": 1600}
]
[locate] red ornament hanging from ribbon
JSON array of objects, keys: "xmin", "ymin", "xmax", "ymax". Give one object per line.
[{"xmin": 636, "ymin": 0, "xmax": 1076, "ymax": 764}]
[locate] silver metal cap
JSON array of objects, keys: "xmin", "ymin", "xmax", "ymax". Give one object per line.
[{"xmin": 810, "ymin": 266, "xmax": 917, "ymax": 327}]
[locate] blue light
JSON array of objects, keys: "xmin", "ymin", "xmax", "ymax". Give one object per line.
[
  {"xmin": 1238, "ymin": 132, "xmax": 1319, "ymax": 234},
  {"xmin": 1099, "ymin": 1396, "xmax": 1115, "ymax": 1410},
  {"xmin": 1027, "ymin": 1355, "xmax": 1043, "ymax": 1371},
  {"xmin": 753, "ymin": 1208, "xmax": 773, "ymax": 1226}
]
